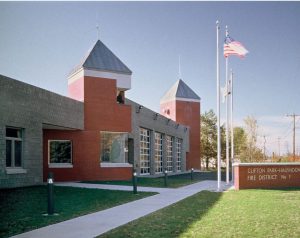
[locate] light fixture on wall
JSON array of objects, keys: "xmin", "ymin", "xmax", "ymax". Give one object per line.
[
  {"xmin": 175, "ymin": 124, "xmax": 179, "ymax": 129},
  {"xmin": 136, "ymin": 105, "xmax": 143, "ymax": 113},
  {"xmin": 184, "ymin": 127, "xmax": 188, "ymax": 132},
  {"xmin": 153, "ymin": 113, "xmax": 159, "ymax": 120}
]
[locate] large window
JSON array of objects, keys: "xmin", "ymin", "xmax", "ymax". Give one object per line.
[
  {"xmin": 100, "ymin": 132, "xmax": 128, "ymax": 163},
  {"xmin": 166, "ymin": 135, "xmax": 173, "ymax": 172},
  {"xmin": 140, "ymin": 128, "xmax": 150, "ymax": 175},
  {"xmin": 6, "ymin": 127, "xmax": 23, "ymax": 167},
  {"xmin": 154, "ymin": 132, "xmax": 163, "ymax": 174},
  {"xmin": 176, "ymin": 139, "xmax": 182, "ymax": 171},
  {"xmin": 49, "ymin": 140, "xmax": 72, "ymax": 164}
]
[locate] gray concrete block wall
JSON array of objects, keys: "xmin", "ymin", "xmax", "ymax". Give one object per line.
[
  {"xmin": 0, "ymin": 75, "xmax": 84, "ymax": 188},
  {"xmin": 126, "ymin": 99, "xmax": 189, "ymax": 176}
]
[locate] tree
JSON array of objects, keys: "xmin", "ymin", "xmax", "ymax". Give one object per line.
[
  {"xmin": 220, "ymin": 124, "xmax": 226, "ymax": 163},
  {"xmin": 240, "ymin": 116, "xmax": 264, "ymax": 162},
  {"xmin": 233, "ymin": 127, "xmax": 247, "ymax": 159},
  {"xmin": 201, "ymin": 109, "xmax": 228, "ymax": 169},
  {"xmin": 200, "ymin": 110, "xmax": 217, "ymax": 169}
]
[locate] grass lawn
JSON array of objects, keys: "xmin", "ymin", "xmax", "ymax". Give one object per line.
[
  {"xmin": 99, "ymin": 188, "xmax": 300, "ymax": 238},
  {"xmin": 0, "ymin": 186, "xmax": 156, "ymax": 238},
  {"xmin": 84, "ymin": 171, "xmax": 230, "ymax": 188}
]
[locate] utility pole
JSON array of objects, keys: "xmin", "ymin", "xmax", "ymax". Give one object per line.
[{"xmin": 286, "ymin": 114, "xmax": 300, "ymax": 162}]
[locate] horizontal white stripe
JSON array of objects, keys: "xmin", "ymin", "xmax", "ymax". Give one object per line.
[
  {"xmin": 160, "ymin": 97, "xmax": 201, "ymax": 104},
  {"xmin": 233, "ymin": 162, "xmax": 300, "ymax": 166},
  {"xmin": 100, "ymin": 163, "xmax": 133, "ymax": 168},
  {"xmin": 67, "ymin": 67, "xmax": 131, "ymax": 90}
]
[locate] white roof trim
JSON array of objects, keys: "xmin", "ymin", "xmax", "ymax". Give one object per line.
[
  {"xmin": 68, "ymin": 67, "xmax": 131, "ymax": 90},
  {"xmin": 160, "ymin": 97, "xmax": 200, "ymax": 104},
  {"xmin": 68, "ymin": 68, "xmax": 84, "ymax": 84}
]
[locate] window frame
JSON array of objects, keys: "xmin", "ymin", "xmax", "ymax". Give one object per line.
[
  {"xmin": 176, "ymin": 138, "xmax": 182, "ymax": 172},
  {"xmin": 140, "ymin": 128, "xmax": 150, "ymax": 175},
  {"xmin": 48, "ymin": 140, "xmax": 73, "ymax": 168},
  {"xmin": 5, "ymin": 127, "xmax": 23, "ymax": 168},
  {"xmin": 154, "ymin": 132, "xmax": 163, "ymax": 174},
  {"xmin": 100, "ymin": 131, "xmax": 129, "ymax": 164},
  {"xmin": 166, "ymin": 135, "xmax": 173, "ymax": 172}
]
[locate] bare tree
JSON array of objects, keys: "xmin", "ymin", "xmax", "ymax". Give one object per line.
[{"xmin": 241, "ymin": 115, "xmax": 264, "ymax": 162}]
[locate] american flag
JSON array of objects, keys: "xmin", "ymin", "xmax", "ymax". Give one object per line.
[{"xmin": 224, "ymin": 36, "xmax": 249, "ymax": 58}]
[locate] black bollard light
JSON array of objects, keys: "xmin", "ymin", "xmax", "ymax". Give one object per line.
[
  {"xmin": 164, "ymin": 170, "xmax": 168, "ymax": 187},
  {"xmin": 191, "ymin": 168, "xmax": 194, "ymax": 180},
  {"xmin": 47, "ymin": 172, "xmax": 54, "ymax": 215},
  {"xmin": 132, "ymin": 170, "xmax": 137, "ymax": 194}
]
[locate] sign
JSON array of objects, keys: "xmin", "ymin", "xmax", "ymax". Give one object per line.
[{"xmin": 234, "ymin": 163, "xmax": 300, "ymax": 190}]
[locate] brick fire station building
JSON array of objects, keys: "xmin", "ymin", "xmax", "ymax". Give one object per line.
[{"xmin": 0, "ymin": 40, "xmax": 201, "ymax": 188}]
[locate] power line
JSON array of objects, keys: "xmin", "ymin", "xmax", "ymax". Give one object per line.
[{"xmin": 286, "ymin": 113, "xmax": 300, "ymax": 161}]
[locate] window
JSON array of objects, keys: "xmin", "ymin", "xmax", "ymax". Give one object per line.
[
  {"xmin": 100, "ymin": 132, "xmax": 128, "ymax": 163},
  {"xmin": 176, "ymin": 138, "xmax": 182, "ymax": 171},
  {"xmin": 49, "ymin": 140, "xmax": 72, "ymax": 164},
  {"xmin": 154, "ymin": 132, "xmax": 163, "ymax": 173},
  {"xmin": 166, "ymin": 135, "xmax": 173, "ymax": 172},
  {"xmin": 6, "ymin": 127, "xmax": 23, "ymax": 167},
  {"xmin": 140, "ymin": 128, "xmax": 150, "ymax": 175}
]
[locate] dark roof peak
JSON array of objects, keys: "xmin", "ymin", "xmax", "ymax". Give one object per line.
[
  {"xmin": 161, "ymin": 79, "xmax": 200, "ymax": 103},
  {"xmin": 70, "ymin": 39, "xmax": 132, "ymax": 76}
]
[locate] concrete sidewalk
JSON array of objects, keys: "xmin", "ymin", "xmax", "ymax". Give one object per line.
[
  {"xmin": 11, "ymin": 180, "xmax": 231, "ymax": 238},
  {"xmin": 56, "ymin": 182, "xmax": 175, "ymax": 193}
]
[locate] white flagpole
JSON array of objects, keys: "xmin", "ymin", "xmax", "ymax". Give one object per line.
[
  {"xmin": 216, "ymin": 21, "xmax": 221, "ymax": 191},
  {"xmin": 225, "ymin": 26, "xmax": 230, "ymax": 185},
  {"xmin": 230, "ymin": 69, "xmax": 234, "ymax": 183}
]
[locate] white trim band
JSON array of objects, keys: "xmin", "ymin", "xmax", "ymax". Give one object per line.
[
  {"xmin": 233, "ymin": 162, "xmax": 300, "ymax": 166},
  {"xmin": 160, "ymin": 97, "xmax": 201, "ymax": 104},
  {"xmin": 100, "ymin": 163, "xmax": 133, "ymax": 168},
  {"xmin": 68, "ymin": 68, "xmax": 131, "ymax": 90},
  {"xmin": 49, "ymin": 163, "xmax": 74, "ymax": 168},
  {"xmin": 6, "ymin": 168, "xmax": 27, "ymax": 174}
]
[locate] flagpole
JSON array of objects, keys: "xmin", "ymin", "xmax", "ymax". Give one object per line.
[
  {"xmin": 216, "ymin": 21, "xmax": 221, "ymax": 191},
  {"xmin": 225, "ymin": 26, "xmax": 230, "ymax": 185},
  {"xmin": 230, "ymin": 69, "xmax": 234, "ymax": 183}
]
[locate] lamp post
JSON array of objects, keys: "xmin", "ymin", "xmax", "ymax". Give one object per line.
[
  {"xmin": 132, "ymin": 170, "xmax": 137, "ymax": 194},
  {"xmin": 164, "ymin": 170, "xmax": 168, "ymax": 187},
  {"xmin": 47, "ymin": 172, "xmax": 54, "ymax": 215},
  {"xmin": 191, "ymin": 168, "xmax": 194, "ymax": 180}
]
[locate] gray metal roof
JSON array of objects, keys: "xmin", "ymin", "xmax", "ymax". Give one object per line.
[
  {"xmin": 161, "ymin": 79, "xmax": 201, "ymax": 102},
  {"xmin": 71, "ymin": 40, "xmax": 132, "ymax": 75}
]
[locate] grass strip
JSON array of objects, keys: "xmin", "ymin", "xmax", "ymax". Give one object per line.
[
  {"xmin": 99, "ymin": 188, "xmax": 300, "ymax": 238},
  {"xmin": 0, "ymin": 185, "xmax": 156, "ymax": 238}
]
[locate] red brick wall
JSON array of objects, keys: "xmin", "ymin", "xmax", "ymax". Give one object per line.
[
  {"xmin": 175, "ymin": 100, "xmax": 201, "ymax": 170},
  {"xmin": 234, "ymin": 164, "xmax": 300, "ymax": 190},
  {"xmin": 68, "ymin": 77, "xmax": 84, "ymax": 102},
  {"xmin": 43, "ymin": 76, "xmax": 132, "ymax": 182},
  {"xmin": 84, "ymin": 76, "xmax": 131, "ymax": 132},
  {"xmin": 43, "ymin": 130, "xmax": 132, "ymax": 182},
  {"xmin": 160, "ymin": 101, "xmax": 176, "ymax": 120}
]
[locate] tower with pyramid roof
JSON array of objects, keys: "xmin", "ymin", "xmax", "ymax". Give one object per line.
[
  {"xmin": 68, "ymin": 40, "xmax": 132, "ymax": 102},
  {"xmin": 67, "ymin": 40, "xmax": 132, "ymax": 132},
  {"xmin": 160, "ymin": 79, "xmax": 201, "ymax": 170}
]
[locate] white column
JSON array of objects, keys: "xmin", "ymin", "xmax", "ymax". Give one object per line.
[
  {"xmin": 230, "ymin": 70, "xmax": 234, "ymax": 182},
  {"xmin": 216, "ymin": 21, "xmax": 221, "ymax": 191}
]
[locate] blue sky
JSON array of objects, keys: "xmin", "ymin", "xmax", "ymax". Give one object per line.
[{"xmin": 1, "ymin": 2, "xmax": 300, "ymax": 155}]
